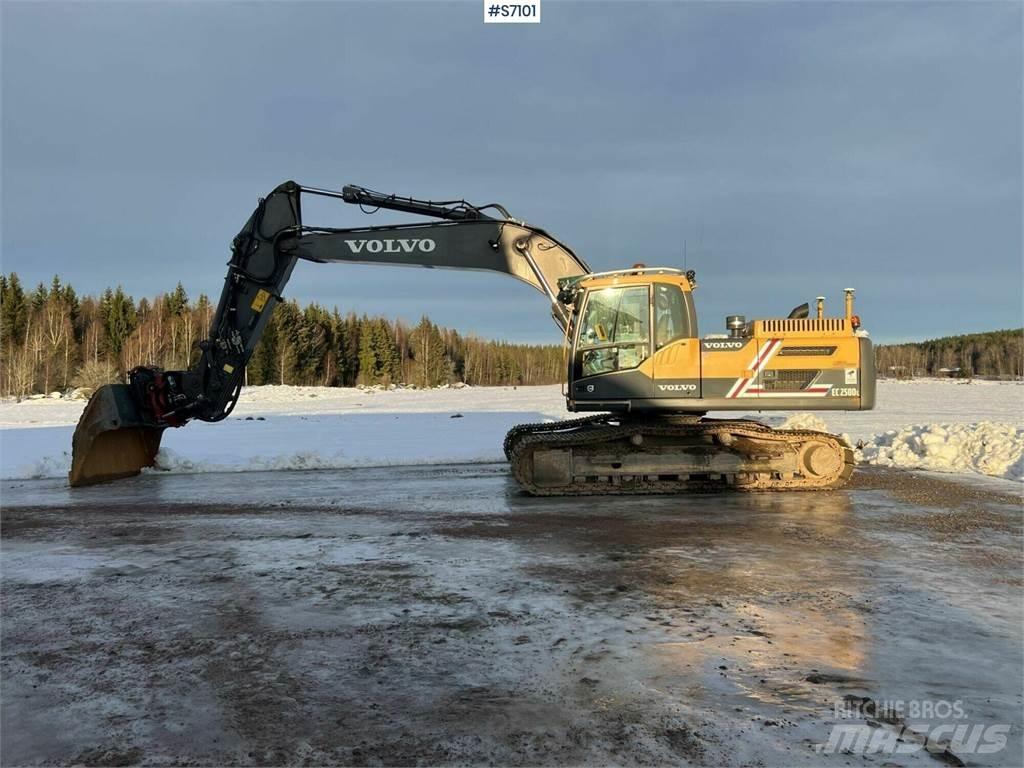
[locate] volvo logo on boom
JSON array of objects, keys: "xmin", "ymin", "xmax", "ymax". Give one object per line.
[{"xmin": 345, "ymin": 238, "xmax": 437, "ymax": 255}]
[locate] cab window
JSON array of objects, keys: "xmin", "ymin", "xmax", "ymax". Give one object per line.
[
  {"xmin": 655, "ymin": 284, "xmax": 692, "ymax": 348},
  {"xmin": 576, "ymin": 286, "xmax": 650, "ymax": 377}
]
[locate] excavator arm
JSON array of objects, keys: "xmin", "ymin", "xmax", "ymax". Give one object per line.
[{"xmin": 69, "ymin": 181, "xmax": 590, "ymax": 486}]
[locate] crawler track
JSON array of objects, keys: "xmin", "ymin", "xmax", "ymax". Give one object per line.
[
  {"xmin": 502, "ymin": 414, "xmax": 611, "ymax": 460},
  {"xmin": 505, "ymin": 417, "xmax": 855, "ymax": 495}
]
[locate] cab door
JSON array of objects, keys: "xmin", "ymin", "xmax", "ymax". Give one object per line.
[
  {"xmin": 651, "ymin": 283, "xmax": 701, "ymax": 398},
  {"xmin": 571, "ymin": 284, "xmax": 654, "ymax": 402}
]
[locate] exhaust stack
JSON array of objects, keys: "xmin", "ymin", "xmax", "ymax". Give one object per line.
[{"xmin": 726, "ymin": 315, "xmax": 746, "ymax": 338}]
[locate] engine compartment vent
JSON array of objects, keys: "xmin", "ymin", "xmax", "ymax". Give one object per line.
[{"xmin": 760, "ymin": 369, "xmax": 820, "ymax": 391}]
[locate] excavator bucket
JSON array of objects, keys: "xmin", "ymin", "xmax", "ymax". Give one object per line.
[{"xmin": 69, "ymin": 384, "xmax": 165, "ymax": 487}]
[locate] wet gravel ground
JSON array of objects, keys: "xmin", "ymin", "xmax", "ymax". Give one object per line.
[{"xmin": 2, "ymin": 465, "xmax": 1022, "ymax": 767}]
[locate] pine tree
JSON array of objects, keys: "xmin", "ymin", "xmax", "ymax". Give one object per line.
[
  {"xmin": 271, "ymin": 300, "xmax": 301, "ymax": 384},
  {"xmin": 164, "ymin": 282, "xmax": 188, "ymax": 317},
  {"xmin": 247, "ymin": 310, "xmax": 277, "ymax": 385},
  {"xmin": 297, "ymin": 304, "xmax": 329, "ymax": 385},
  {"xmin": 357, "ymin": 316, "xmax": 377, "ymax": 384},
  {"xmin": 340, "ymin": 313, "xmax": 361, "ymax": 385},
  {"xmin": 0, "ymin": 273, "xmax": 27, "ymax": 348},
  {"xmin": 101, "ymin": 287, "xmax": 138, "ymax": 369},
  {"xmin": 409, "ymin": 315, "xmax": 450, "ymax": 387},
  {"xmin": 371, "ymin": 318, "xmax": 401, "ymax": 384},
  {"xmin": 326, "ymin": 308, "xmax": 345, "ymax": 386},
  {"xmin": 1, "ymin": 273, "xmax": 29, "ymax": 394}
]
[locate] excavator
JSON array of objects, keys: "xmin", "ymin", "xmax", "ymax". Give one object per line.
[{"xmin": 69, "ymin": 180, "xmax": 875, "ymax": 494}]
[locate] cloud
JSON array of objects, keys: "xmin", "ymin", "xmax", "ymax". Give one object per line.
[{"xmin": 2, "ymin": 1, "xmax": 1020, "ymax": 343}]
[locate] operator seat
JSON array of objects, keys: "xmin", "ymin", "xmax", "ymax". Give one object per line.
[{"xmin": 656, "ymin": 313, "xmax": 672, "ymax": 349}]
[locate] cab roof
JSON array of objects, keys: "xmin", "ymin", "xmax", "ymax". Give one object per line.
[{"xmin": 579, "ymin": 267, "xmax": 694, "ymax": 291}]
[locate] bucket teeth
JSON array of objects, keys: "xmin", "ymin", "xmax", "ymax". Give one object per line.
[{"xmin": 68, "ymin": 384, "xmax": 165, "ymax": 487}]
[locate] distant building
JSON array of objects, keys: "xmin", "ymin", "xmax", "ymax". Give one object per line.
[{"xmin": 937, "ymin": 367, "xmax": 962, "ymax": 378}]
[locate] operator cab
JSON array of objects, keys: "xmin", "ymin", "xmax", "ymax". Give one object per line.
[{"xmin": 564, "ymin": 268, "xmax": 698, "ymax": 409}]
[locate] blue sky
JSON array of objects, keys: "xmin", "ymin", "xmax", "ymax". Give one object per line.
[{"xmin": 2, "ymin": 1, "xmax": 1020, "ymax": 344}]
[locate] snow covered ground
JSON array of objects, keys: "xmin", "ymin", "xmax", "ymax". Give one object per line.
[{"xmin": 0, "ymin": 379, "xmax": 1021, "ymax": 484}]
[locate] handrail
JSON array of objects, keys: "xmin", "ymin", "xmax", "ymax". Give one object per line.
[{"xmin": 580, "ymin": 267, "xmax": 685, "ymax": 280}]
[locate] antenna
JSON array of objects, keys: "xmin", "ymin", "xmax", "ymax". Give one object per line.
[{"xmin": 683, "ymin": 239, "xmax": 687, "ymax": 270}]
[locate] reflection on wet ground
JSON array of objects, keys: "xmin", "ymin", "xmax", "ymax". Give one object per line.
[{"xmin": 2, "ymin": 465, "xmax": 1021, "ymax": 766}]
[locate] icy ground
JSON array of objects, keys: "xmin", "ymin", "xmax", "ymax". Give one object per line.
[
  {"xmin": 2, "ymin": 466, "xmax": 1022, "ymax": 766},
  {"xmin": 0, "ymin": 379, "xmax": 1021, "ymax": 484}
]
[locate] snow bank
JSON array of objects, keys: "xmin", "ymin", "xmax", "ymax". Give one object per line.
[
  {"xmin": 778, "ymin": 413, "xmax": 831, "ymax": 432},
  {"xmin": 855, "ymin": 422, "xmax": 1024, "ymax": 481},
  {"xmin": 771, "ymin": 411, "xmax": 1023, "ymax": 482},
  {"xmin": 0, "ymin": 388, "xmax": 572, "ymax": 481},
  {"xmin": 146, "ymin": 411, "xmax": 537, "ymax": 476},
  {"xmin": 1, "ymin": 380, "xmax": 1022, "ymax": 484}
]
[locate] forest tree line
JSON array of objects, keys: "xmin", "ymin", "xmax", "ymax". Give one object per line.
[
  {"xmin": 0, "ymin": 273, "xmax": 565, "ymax": 397},
  {"xmin": 2, "ymin": 273, "xmax": 1021, "ymax": 396},
  {"xmin": 874, "ymin": 329, "xmax": 1023, "ymax": 379}
]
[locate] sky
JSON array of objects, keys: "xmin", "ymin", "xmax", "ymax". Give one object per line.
[{"xmin": 2, "ymin": 1, "xmax": 1021, "ymax": 345}]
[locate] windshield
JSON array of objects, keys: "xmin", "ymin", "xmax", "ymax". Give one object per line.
[{"xmin": 576, "ymin": 286, "xmax": 650, "ymax": 376}]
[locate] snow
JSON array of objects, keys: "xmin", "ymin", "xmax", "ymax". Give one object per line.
[
  {"xmin": 0, "ymin": 385, "xmax": 571, "ymax": 484},
  {"xmin": 855, "ymin": 422, "xmax": 1024, "ymax": 481},
  {"xmin": 772, "ymin": 402, "xmax": 1024, "ymax": 481},
  {"xmin": 0, "ymin": 379, "xmax": 1021, "ymax": 484},
  {"xmin": 777, "ymin": 413, "xmax": 831, "ymax": 432}
]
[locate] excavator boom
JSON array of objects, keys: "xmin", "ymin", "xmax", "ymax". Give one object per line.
[{"xmin": 69, "ymin": 181, "xmax": 589, "ymax": 486}]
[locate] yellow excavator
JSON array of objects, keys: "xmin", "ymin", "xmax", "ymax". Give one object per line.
[{"xmin": 70, "ymin": 181, "xmax": 875, "ymax": 494}]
